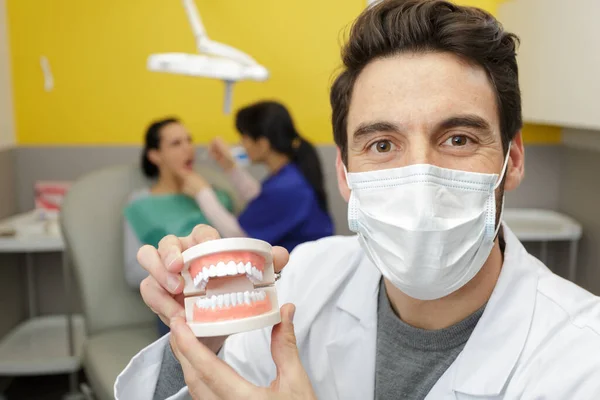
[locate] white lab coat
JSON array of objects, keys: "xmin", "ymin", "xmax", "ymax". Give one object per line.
[{"xmin": 114, "ymin": 226, "xmax": 600, "ymax": 399}]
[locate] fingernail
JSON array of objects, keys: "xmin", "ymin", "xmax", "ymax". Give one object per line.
[
  {"xmin": 289, "ymin": 306, "xmax": 296, "ymax": 322},
  {"xmin": 167, "ymin": 274, "xmax": 182, "ymax": 292},
  {"xmin": 165, "ymin": 250, "xmax": 181, "ymax": 269}
]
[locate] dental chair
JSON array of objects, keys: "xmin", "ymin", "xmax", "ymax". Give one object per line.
[{"xmin": 60, "ymin": 164, "xmax": 244, "ymax": 400}]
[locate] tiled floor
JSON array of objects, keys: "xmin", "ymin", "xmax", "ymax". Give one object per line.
[{"xmin": 2, "ymin": 371, "xmax": 88, "ymax": 400}]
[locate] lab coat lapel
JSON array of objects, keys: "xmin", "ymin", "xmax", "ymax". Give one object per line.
[
  {"xmin": 451, "ymin": 226, "xmax": 539, "ymax": 396},
  {"xmin": 326, "ymin": 254, "xmax": 381, "ymax": 400}
]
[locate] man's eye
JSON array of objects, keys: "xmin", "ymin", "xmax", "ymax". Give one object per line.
[
  {"xmin": 370, "ymin": 140, "xmax": 394, "ymax": 153},
  {"xmin": 446, "ymin": 135, "xmax": 469, "ymax": 146}
]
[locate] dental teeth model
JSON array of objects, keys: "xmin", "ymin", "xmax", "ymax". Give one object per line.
[{"xmin": 181, "ymin": 238, "xmax": 281, "ymax": 337}]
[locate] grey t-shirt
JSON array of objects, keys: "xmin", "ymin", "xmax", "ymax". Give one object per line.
[
  {"xmin": 153, "ymin": 343, "xmax": 186, "ymax": 400},
  {"xmin": 374, "ymin": 279, "xmax": 485, "ymax": 399}
]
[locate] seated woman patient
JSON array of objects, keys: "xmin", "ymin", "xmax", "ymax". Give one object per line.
[
  {"xmin": 123, "ymin": 118, "xmax": 234, "ymax": 335},
  {"xmin": 191, "ymin": 100, "xmax": 334, "ymax": 252}
]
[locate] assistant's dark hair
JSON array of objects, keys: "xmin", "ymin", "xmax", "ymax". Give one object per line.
[
  {"xmin": 141, "ymin": 117, "xmax": 180, "ymax": 178},
  {"xmin": 331, "ymin": 0, "xmax": 522, "ymax": 164},
  {"xmin": 235, "ymin": 101, "xmax": 329, "ymax": 213}
]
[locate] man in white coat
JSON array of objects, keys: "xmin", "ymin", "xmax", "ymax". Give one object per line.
[{"xmin": 115, "ymin": 1, "xmax": 600, "ymax": 399}]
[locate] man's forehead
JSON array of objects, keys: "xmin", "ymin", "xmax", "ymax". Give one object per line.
[{"xmin": 346, "ymin": 52, "xmax": 499, "ymax": 134}]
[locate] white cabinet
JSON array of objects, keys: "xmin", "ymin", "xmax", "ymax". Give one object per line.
[{"xmin": 498, "ymin": 0, "xmax": 600, "ymax": 131}]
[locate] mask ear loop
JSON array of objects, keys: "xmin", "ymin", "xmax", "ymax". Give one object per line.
[
  {"xmin": 343, "ymin": 164, "xmax": 351, "ymax": 189},
  {"xmin": 494, "ymin": 142, "xmax": 512, "ymax": 237},
  {"xmin": 343, "ymin": 164, "xmax": 361, "ymax": 232},
  {"xmin": 494, "ymin": 142, "xmax": 512, "ymax": 190}
]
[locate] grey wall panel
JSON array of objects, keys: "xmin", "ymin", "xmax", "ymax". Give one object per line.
[
  {"xmin": 0, "ymin": 148, "xmax": 25, "ymax": 337},
  {"xmin": 558, "ymin": 146, "xmax": 600, "ymax": 295},
  {"xmin": 11, "ymin": 143, "xmax": 573, "ymax": 314}
]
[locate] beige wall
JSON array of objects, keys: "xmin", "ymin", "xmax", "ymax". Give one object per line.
[{"xmin": 498, "ymin": 0, "xmax": 600, "ymax": 130}]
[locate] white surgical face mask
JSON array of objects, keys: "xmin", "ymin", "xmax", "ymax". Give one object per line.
[{"xmin": 345, "ymin": 145, "xmax": 511, "ymax": 300}]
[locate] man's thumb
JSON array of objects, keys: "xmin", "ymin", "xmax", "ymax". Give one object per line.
[{"xmin": 271, "ymin": 303, "xmax": 301, "ymax": 373}]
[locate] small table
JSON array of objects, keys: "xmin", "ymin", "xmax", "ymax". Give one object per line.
[
  {"xmin": 0, "ymin": 211, "xmax": 86, "ymax": 399},
  {"xmin": 503, "ymin": 208, "xmax": 583, "ymax": 282}
]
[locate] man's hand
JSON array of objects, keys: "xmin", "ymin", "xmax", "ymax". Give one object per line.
[
  {"xmin": 137, "ymin": 225, "xmax": 290, "ymax": 353},
  {"xmin": 208, "ymin": 137, "xmax": 236, "ymax": 172},
  {"xmin": 170, "ymin": 304, "xmax": 317, "ymax": 400}
]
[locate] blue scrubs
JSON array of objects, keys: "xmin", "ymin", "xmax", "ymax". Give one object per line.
[{"xmin": 238, "ymin": 163, "xmax": 333, "ymax": 252}]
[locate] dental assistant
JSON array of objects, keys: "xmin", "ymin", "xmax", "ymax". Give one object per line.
[
  {"xmin": 115, "ymin": 2, "xmax": 600, "ymax": 399},
  {"xmin": 185, "ymin": 100, "xmax": 334, "ymax": 253}
]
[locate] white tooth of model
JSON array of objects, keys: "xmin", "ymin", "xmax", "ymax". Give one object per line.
[
  {"xmin": 227, "ymin": 261, "xmax": 238, "ymax": 276},
  {"xmin": 147, "ymin": 0, "xmax": 269, "ymax": 114},
  {"xmin": 237, "ymin": 262, "xmax": 246, "ymax": 274}
]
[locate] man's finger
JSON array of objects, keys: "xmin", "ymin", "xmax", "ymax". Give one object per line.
[
  {"xmin": 272, "ymin": 246, "xmax": 289, "ymax": 273},
  {"xmin": 180, "ymin": 225, "xmax": 221, "ymax": 249},
  {"xmin": 170, "ymin": 318, "xmax": 256, "ymax": 399},
  {"xmin": 140, "ymin": 277, "xmax": 185, "ymax": 324},
  {"xmin": 157, "ymin": 235, "xmax": 185, "ymax": 273},
  {"xmin": 138, "ymin": 245, "xmax": 183, "ymax": 294},
  {"xmin": 271, "ymin": 304, "xmax": 303, "ymax": 375},
  {"xmin": 170, "ymin": 337, "xmax": 221, "ymax": 400}
]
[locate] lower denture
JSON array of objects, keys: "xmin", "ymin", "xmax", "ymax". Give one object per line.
[{"xmin": 193, "ymin": 294, "xmax": 272, "ymax": 322}]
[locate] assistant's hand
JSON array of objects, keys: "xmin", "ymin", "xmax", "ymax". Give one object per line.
[
  {"xmin": 170, "ymin": 304, "xmax": 317, "ymax": 400},
  {"xmin": 137, "ymin": 225, "xmax": 290, "ymax": 353},
  {"xmin": 208, "ymin": 137, "xmax": 236, "ymax": 172}
]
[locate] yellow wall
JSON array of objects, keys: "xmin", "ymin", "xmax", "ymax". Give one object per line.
[
  {"xmin": 8, "ymin": 0, "xmax": 560, "ymax": 145},
  {"xmin": 0, "ymin": 0, "xmax": 15, "ymax": 149}
]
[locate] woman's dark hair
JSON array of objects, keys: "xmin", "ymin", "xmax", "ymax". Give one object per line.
[
  {"xmin": 141, "ymin": 117, "xmax": 180, "ymax": 178},
  {"xmin": 235, "ymin": 101, "xmax": 329, "ymax": 213}
]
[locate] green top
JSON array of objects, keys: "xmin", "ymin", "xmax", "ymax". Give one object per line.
[{"xmin": 123, "ymin": 190, "xmax": 233, "ymax": 248}]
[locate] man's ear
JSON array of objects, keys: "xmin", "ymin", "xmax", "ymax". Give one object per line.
[
  {"xmin": 504, "ymin": 131, "xmax": 525, "ymax": 192},
  {"xmin": 335, "ymin": 148, "xmax": 351, "ymax": 202}
]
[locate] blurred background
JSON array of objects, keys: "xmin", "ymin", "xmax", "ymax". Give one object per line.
[{"xmin": 0, "ymin": 0, "xmax": 598, "ymax": 398}]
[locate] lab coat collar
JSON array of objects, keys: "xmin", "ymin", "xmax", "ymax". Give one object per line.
[
  {"xmin": 335, "ymin": 249, "xmax": 382, "ymax": 325},
  {"xmin": 326, "ymin": 249, "xmax": 381, "ymax": 400},
  {"xmin": 451, "ymin": 224, "xmax": 539, "ymax": 396}
]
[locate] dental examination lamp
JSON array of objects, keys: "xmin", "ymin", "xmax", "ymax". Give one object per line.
[{"xmin": 147, "ymin": 0, "xmax": 269, "ymax": 114}]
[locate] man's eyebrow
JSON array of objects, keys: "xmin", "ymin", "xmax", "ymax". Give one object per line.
[
  {"xmin": 352, "ymin": 121, "xmax": 403, "ymax": 141},
  {"xmin": 437, "ymin": 115, "xmax": 493, "ymax": 133},
  {"xmin": 351, "ymin": 115, "xmax": 493, "ymax": 142}
]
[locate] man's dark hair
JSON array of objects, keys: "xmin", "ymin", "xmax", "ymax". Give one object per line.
[{"xmin": 331, "ymin": 0, "xmax": 522, "ymax": 164}]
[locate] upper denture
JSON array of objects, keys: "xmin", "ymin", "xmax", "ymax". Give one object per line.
[{"xmin": 188, "ymin": 251, "xmax": 266, "ymax": 289}]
